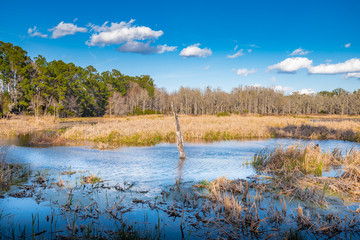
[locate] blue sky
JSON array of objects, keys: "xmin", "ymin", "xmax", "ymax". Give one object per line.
[{"xmin": 1, "ymin": 0, "xmax": 359, "ymax": 93}]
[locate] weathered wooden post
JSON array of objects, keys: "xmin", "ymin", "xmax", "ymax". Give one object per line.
[{"xmin": 171, "ymin": 102, "xmax": 186, "ymax": 159}]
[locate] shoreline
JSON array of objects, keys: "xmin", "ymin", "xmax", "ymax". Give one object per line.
[{"xmin": 0, "ymin": 115, "xmax": 359, "ymax": 148}]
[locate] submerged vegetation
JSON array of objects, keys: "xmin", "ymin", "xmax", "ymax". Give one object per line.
[
  {"xmin": 1, "ymin": 40, "xmax": 360, "ymax": 239},
  {"xmin": 252, "ymin": 143, "xmax": 360, "ymax": 203},
  {"xmin": 1, "ymin": 142, "xmax": 360, "ymax": 239},
  {"xmin": 188, "ymin": 144, "xmax": 360, "ymax": 238},
  {"xmin": 0, "ymin": 145, "xmax": 28, "ymax": 191}
]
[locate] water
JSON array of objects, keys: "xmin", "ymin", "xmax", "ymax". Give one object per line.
[
  {"xmin": 4, "ymin": 138, "xmax": 358, "ymax": 191},
  {"xmin": 0, "ymin": 138, "xmax": 359, "ymax": 239}
]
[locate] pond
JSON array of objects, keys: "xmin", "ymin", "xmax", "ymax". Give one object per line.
[{"xmin": 0, "ymin": 138, "xmax": 359, "ymax": 239}]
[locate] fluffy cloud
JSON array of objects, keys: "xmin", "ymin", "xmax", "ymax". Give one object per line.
[
  {"xmin": 345, "ymin": 43, "xmax": 351, "ymax": 48},
  {"xmin": 269, "ymin": 57, "xmax": 360, "ymax": 77},
  {"xmin": 180, "ymin": 44, "xmax": 212, "ymax": 58},
  {"xmin": 49, "ymin": 21, "xmax": 87, "ymax": 39},
  {"xmin": 290, "ymin": 48, "xmax": 311, "ymax": 56},
  {"xmin": 117, "ymin": 41, "xmax": 176, "ymax": 54},
  {"xmin": 268, "ymin": 57, "xmax": 313, "ymax": 73},
  {"xmin": 28, "ymin": 26, "xmax": 48, "ymax": 38},
  {"xmin": 273, "ymin": 85, "xmax": 293, "ymax": 93},
  {"xmin": 204, "ymin": 65, "xmax": 210, "ymax": 70},
  {"xmin": 309, "ymin": 58, "xmax": 360, "ymax": 74},
  {"xmin": 344, "ymin": 72, "xmax": 360, "ymax": 79},
  {"xmin": 86, "ymin": 20, "xmax": 163, "ymax": 47},
  {"xmin": 297, "ymin": 88, "xmax": 315, "ymax": 95},
  {"xmin": 236, "ymin": 68, "xmax": 256, "ymax": 77},
  {"xmin": 227, "ymin": 49, "xmax": 244, "ymax": 59}
]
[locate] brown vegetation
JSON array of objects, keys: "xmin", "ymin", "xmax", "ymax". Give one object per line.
[
  {"xmin": 0, "ymin": 145, "xmax": 28, "ymax": 191},
  {"xmin": 189, "ymin": 144, "xmax": 360, "ymax": 238},
  {"xmin": 0, "ymin": 115, "xmax": 359, "ymax": 147},
  {"xmin": 253, "ymin": 143, "xmax": 360, "ymax": 203}
]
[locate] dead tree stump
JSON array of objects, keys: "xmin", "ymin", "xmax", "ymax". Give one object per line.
[{"xmin": 171, "ymin": 102, "xmax": 186, "ymax": 159}]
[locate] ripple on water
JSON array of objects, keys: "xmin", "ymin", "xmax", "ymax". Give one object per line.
[{"xmin": 2, "ymin": 138, "xmax": 359, "ymax": 188}]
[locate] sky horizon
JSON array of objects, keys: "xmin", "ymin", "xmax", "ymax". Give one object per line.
[{"xmin": 1, "ymin": 0, "xmax": 359, "ymax": 94}]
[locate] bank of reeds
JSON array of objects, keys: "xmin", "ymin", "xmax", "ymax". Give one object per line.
[
  {"xmin": 0, "ymin": 145, "xmax": 12, "ymax": 186},
  {"xmin": 252, "ymin": 144, "xmax": 360, "ymax": 203},
  {"xmin": 253, "ymin": 143, "xmax": 330, "ymax": 176},
  {"xmin": 191, "ymin": 144, "xmax": 360, "ymax": 238},
  {"xmin": 194, "ymin": 175, "xmax": 360, "ymax": 239},
  {"xmin": 188, "ymin": 143, "xmax": 360, "ymax": 238},
  {"xmin": 0, "ymin": 115, "xmax": 359, "ymax": 147},
  {"xmin": 270, "ymin": 124, "xmax": 360, "ymax": 142},
  {"xmin": 0, "ymin": 145, "xmax": 27, "ymax": 191}
]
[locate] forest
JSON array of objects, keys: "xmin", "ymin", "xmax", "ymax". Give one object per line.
[{"xmin": 1, "ymin": 40, "xmax": 360, "ymax": 118}]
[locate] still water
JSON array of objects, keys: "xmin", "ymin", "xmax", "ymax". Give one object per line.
[
  {"xmin": 4, "ymin": 138, "xmax": 359, "ymax": 191},
  {"xmin": 0, "ymin": 138, "xmax": 359, "ymax": 239}
]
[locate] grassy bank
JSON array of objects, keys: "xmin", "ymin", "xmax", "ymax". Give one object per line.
[
  {"xmin": 252, "ymin": 143, "xmax": 360, "ymax": 203},
  {"xmin": 0, "ymin": 114, "xmax": 359, "ymax": 147},
  {"xmin": 190, "ymin": 143, "xmax": 360, "ymax": 238}
]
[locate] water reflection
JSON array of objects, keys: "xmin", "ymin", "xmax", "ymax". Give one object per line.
[
  {"xmin": 1, "ymin": 138, "xmax": 359, "ymax": 193},
  {"xmin": 177, "ymin": 158, "xmax": 185, "ymax": 183}
]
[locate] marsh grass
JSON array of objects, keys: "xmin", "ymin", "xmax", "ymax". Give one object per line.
[
  {"xmin": 192, "ymin": 175, "xmax": 360, "ymax": 239},
  {"xmin": 0, "ymin": 145, "xmax": 27, "ymax": 191},
  {"xmin": 1, "ymin": 115, "xmax": 359, "ymax": 147},
  {"xmin": 253, "ymin": 144, "xmax": 329, "ymax": 176},
  {"xmin": 252, "ymin": 143, "xmax": 360, "ymax": 203},
  {"xmin": 271, "ymin": 124, "xmax": 360, "ymax": 142},
  {"xmin": 0, "ymin": 145, "xmax": 12, "ymax": 185},
  {"xmin": 82, "ymin": 173, "xmax": 103, "ymax": 184}
]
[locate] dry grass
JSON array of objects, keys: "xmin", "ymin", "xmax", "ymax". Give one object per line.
[
  {"xmin": 253, "ymin": 143, "xmax": 360, "ymax": 203},
  {"xmin": 0, "ymin": 114, "xmax": 359, "ymax": 146},
  {"xmin": 193, "ymin": 175, "xmax": 360, "ymax": 238},
  {"xmin": 189, "ymin": 145, "xmax": 360, "ymax": 237},
  {"xmin": 253, "ymin": 143, "xmax": 331, "ymax": 176},
  {"xmin": 0, "ymin": 145, "xmax": 27, "ymax": 190}
]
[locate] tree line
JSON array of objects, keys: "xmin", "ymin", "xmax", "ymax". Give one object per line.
[{"xmin": 1, "ymin": 41, "xmax": 360, "ymax": 118}]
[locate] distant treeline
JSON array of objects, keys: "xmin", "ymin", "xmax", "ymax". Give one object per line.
[{"xmin": 1, "ymin": 41, "xmax": 360, "ymax": 118}]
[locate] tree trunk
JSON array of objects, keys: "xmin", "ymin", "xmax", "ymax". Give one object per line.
[{"xmin": 171, "ymin": 102, "xmax": 185, "ymax": 159}]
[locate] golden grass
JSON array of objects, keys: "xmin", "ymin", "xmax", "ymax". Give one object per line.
[
  {"xmin": 252, "ymin": 143, "xmax": 360, "ymax": 203},
  {"xmin": 0, "ymin": 114, "xmax": 359, "ymax": 146}
]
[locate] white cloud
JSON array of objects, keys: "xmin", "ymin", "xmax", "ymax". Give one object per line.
[
  {"xmin": 251, "ymin": 83, "xmax": 262, "ymax": 87},
  {"xmin": 49, "ymin": 21, "xmax": 87, "ymax": 39},
  {"xmin": 273, "ymin": 85, "xmax": 293, "ymax": 93},
  {"xmin": 180, "ymin": 44, "xmax": 212, "ymax": 58},
  {"xmin": 236, "ymin": 68, "xmax": 256, "ymax": 77},
  {"xmin": 227, "ymin": 49, "xmax": 244, "ymax": 59},
  {"xmin": 28, "ymin": 26, "xmax": 48, "ymax": 38},
  {"xmin": 204, "ymin": 65, "xmax": 210, "ymax": 70},
  {"xmin": 234, "ymin": 45, "xmax": 238, "ymax": 51},
  {"xmin": 297, "ymin": 88, "xmax": 315, "ymax": 95},
  {"xmin": 249, "ymin": 44, "xmax": 260, "ymax": 48},
  {"xmin": 268, "ymin": 57, "xmax": 312, "ymax": 73},
  {"xmin": 344, "ymin": 72, "xmax": 360, "ymax": 79},
  {"xmin": 345, "ymin": 43, "xmax": 351, "ymax": 48},
  {"xmin": 247, "ymin": 49, "xmax": 253, "ymax": 53},
  {"xmin": 309, "ymin": 58, "xmax": 360, "ymax": 74},
  {"xmin": 117, "ymin": 41, "xmax": 176, "ymax": 54},
  {"xmin": 290, "ymin": 48, "xmax": 311, "ymax": 56},
  {"xmin": 86, "ymin": 20, "xmax": 163, "ymax": 47}
]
